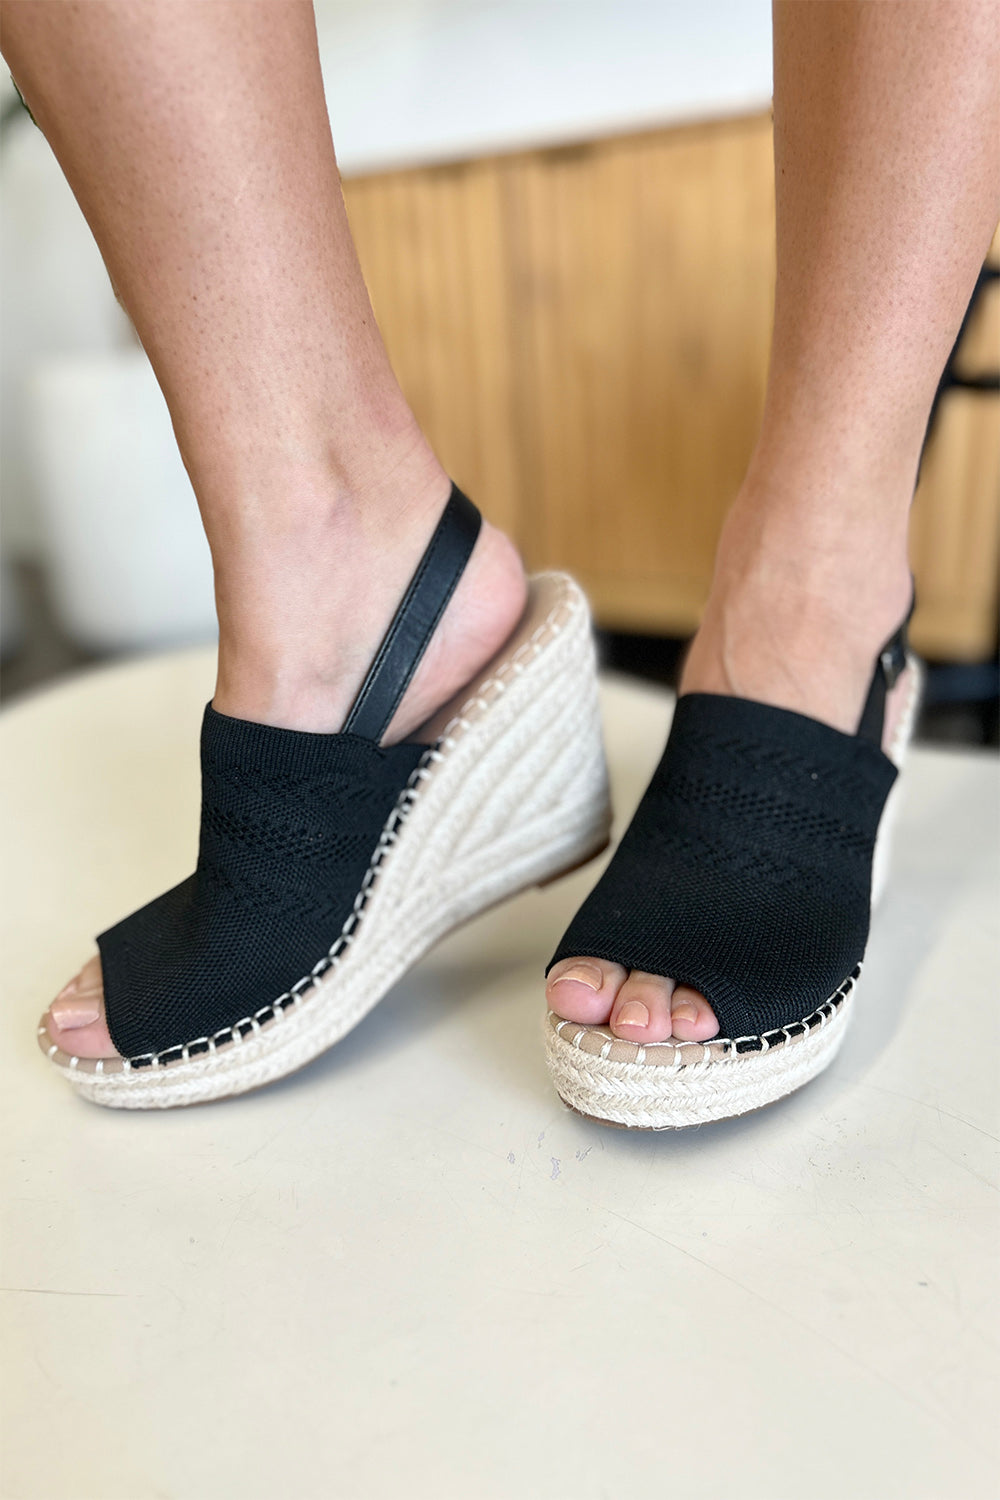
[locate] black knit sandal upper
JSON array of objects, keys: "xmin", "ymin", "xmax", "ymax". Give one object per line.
[
  {"xmin": 98, "ymin": 483, "xmax": 481, "ymax": 1062},
  {"xmin": 547, "ymin": 614, "xmax": 911, "ymax": 1043}
]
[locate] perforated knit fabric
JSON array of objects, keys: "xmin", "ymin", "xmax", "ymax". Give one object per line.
[
  {"xmin": 98, "ymin": 705, "xmax": 426, "ymax": 1060},
  {"xmin": 547, "ymin": 693, "xmax": 898, "ymax": 1040}
]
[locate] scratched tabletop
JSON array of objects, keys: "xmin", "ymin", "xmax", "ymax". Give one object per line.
[{"xmin": 2, "ymin": 651, "xmax": 997, "ymax": 1500}]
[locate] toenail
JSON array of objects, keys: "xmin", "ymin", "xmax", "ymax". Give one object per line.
[
  {"xmin": 55, "ymin": 976, "xmax": 79, "ymax": 1002},
  {"xmin": 51, "ymin": 999, "xmax": 101, "ymax": 1029},
  {"xmin": 616, "ymin": 999, "xmax": 649, "ymax": 1028},
  {"xmin": 550, "ymin": 963, "xmax": 603, "ymax": 992},
  {"xmin": 672, "ymin": 1002, "xmax": 699, "ymax": 1023}
]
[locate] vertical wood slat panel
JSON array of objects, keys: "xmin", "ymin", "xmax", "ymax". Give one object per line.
[
  {"xmin": 343, "ymin": 120, "xmax": 998, "ymax": 657},
  {"xmin": 503, "ymin": 115, "xmax": 775, "ymax": 627}
]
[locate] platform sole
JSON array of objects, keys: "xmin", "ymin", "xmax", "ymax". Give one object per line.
[
  {"xmin": 543, "ymin": 654, "xmax": 922, "ymax": 1130},
  {"xmin": 544, "ymin": 977, "xmax": 855, "ymax": 1130},
  {"xmin": 42, "ymin": 573, "xmax": 612, "ymax": 1109}
]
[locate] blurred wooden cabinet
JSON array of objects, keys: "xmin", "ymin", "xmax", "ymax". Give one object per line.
[{"xmin": 343, "ymin": 114, "xmax": 1000, "ymax": 660}]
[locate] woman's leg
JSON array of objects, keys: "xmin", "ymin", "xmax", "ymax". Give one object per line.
[
  {"xmin": 1, "ymin": 0, "xmax": 525, "ymax": 1054},
  {"xmin": 548, "ymin": 0, "xmax": 1000, "ymax": 1041}
]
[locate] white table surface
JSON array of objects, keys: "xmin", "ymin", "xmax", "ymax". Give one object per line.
[{"xmin": 2, "ymin": 651, "xmax": 997, "ymax": 1500}]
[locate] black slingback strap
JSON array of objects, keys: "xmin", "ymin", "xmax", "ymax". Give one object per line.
[
  {"xmin": 855, "ymin": 593, "xmax": 915, "ymax": 746},
  {"xmin": 342, "ymin": 483, "xmax": 482, "ymax": 743}
]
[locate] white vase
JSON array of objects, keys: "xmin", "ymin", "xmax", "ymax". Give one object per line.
[{"xmin": 26, "ymin": 349, "xmax": 216, "ymax": 653}]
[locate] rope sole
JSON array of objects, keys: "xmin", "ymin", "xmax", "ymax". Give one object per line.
[
  {"xmin": 543, "ymin": 655, "xmax": 922, "ymax": 1130},
  {"xmin": 41, "ymin": 574, "xmax": 612, "ymax": 1109}
]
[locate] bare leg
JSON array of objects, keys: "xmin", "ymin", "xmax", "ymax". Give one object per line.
[
  {"xmin": 549, "ymin": 0, "xmax": 1000, "ymax": 1041},
  {"xmin": 1, "ymin": 1, "xmax": 525, "ymax": 1053}
]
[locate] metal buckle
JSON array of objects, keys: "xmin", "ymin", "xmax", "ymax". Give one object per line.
[{"xmin": 880, "ymin": 641, "xmax": 906, "ymax": 691}]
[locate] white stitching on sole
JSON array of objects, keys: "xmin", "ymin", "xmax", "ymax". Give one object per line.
[
  {"xmin": 46, "ymin": 574, "xmax": 612, "ymax": 1106},
  {"xmin": 544, "ymin": 987, "xmax": 856, "ymax": 1129},
  {"xmin": 542, "ymin": 653, "xmax": 923, "ymax": 1129}
]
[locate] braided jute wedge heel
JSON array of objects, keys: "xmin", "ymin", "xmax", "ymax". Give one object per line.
[
  {"xmin": 543, "ymin": 611, "xmax": 921, "ymax": 1130},
  {"xmin": 39, "ymin": 486, "xmax": 611, "ymax": 1109}
]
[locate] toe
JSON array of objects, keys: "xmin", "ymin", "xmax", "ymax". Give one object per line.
[
  {"xmin": 669, "ymin": 984, "xmax": 720, "ymax": 1042},
  {"xmin": 610, "ymin": 971, "xmax": 675, "ymax": 1042},
  {"xmin": 546, "ymin": 957, "xmax": 629, "ymax": 1025},
  {"xmin": 46, "ymin": 954, "xmax": 120, "ymax": 1059}
]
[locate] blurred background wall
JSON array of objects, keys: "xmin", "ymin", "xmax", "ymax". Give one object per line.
[{"xmin": 2, "ymin": 0, "xmax": 997, "ymax": 736}]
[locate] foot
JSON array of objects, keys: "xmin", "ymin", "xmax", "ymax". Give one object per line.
[
  {"xmin": 547, "ymin": 499, "xmax": 914, "ymax": 1045},
  {"xmin": 46, "ymin": 474, "xmax": 527, "ymax": 1060}
]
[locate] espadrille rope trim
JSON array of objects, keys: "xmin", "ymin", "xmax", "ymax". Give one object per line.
[
  {"xmin": 45, "ymin": 577, "xmax": 578, "ymax": 1076},
  {"xmin": 547, "ymin": 966, "xmax": 860, "ymax": 1071}
]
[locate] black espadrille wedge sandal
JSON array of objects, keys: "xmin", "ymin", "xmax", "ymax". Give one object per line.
[
  {"xmin": 543, "ymin": 610, "xmax": 921, "ymax": 1129},
  {"xmin": 40, "ymin": 485, "xmax": 612, "ymax": 1109}
]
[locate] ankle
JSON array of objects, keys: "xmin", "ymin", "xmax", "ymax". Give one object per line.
[
  {"xmin": 211, "ymin": 456, "xmax": 527, "ymax": 738},
  {"xmin": 714, "ymin": 473, "xmax": 912, "ymax": 629},
  {"xmin": 682, "ymin": 481, "xmax": 912, "ymax": 731},
  {"xmin": 205, "ymin": 425, "xmax": 450, "ymax": 565},
  {"xmin": 211, "ymin": 426, "xmax": 443, "ymax": 628}
]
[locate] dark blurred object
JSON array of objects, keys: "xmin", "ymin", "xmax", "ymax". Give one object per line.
[
  {"xmin": 0, "ymin": 561, "xmax": 97, "ymax": 704},
  {"xmin": 918, "ymin": 659, "xmax": 999, "ymax": 749},
  {"xmin": 597, "ymin": 629, "xmax": 688, "ymax": 690}
]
